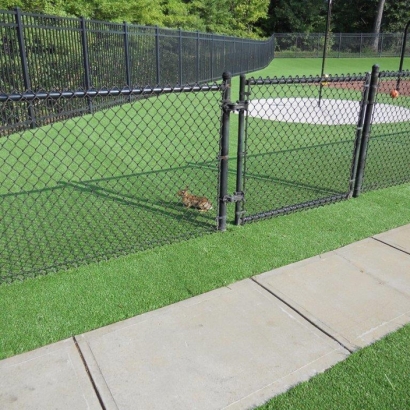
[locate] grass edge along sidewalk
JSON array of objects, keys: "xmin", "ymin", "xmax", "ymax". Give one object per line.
[
  {"xmin": 1, "ymin": 182, "xmax": 410, "ymax": 361},
  {"xmin": 257, "ymin": 322, "xmax": 410, "ymax": 410}
]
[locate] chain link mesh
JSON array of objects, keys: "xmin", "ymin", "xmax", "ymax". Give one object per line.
[
  {"xmin": 273, "ymin": 33, "xmax": 409, "ymax": 58},
  {"xmin": 2, "ymin": 61, "xmax": 410, "ymax": 282},
  {"xmin": 361, "ymin": 71, "xmax": 410, "ymax": 192},
  {"xmin": 0, "ymin": 85, "xmax": 222, "ymax": 283},
  {"xmin": 240, "ymin": 74, "xmax": 368, "ymax": 222}
]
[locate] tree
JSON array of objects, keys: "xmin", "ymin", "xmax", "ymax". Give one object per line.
[
  {"xmin": 372, "ymin": 0, "xmax": 386, "ymax": 50},
  {"xmin": 262, "ymin": 0, "xmax": 327, "ymax": 35}
]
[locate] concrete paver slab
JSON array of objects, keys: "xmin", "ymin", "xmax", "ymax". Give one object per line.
[
  {"xmin": 335, "ymin": 238, "xmax": 410, "ymax": 297},
  {"xmin": 255, "ymin": 245, "xmax": 410, "ymax": 351},
  {"xmin": 374, "ymin": 224, "xmax": 410, "ymax": 254},
  {"xmin": 0, "ymin": 338, "xmax": 101, "ymax": 410},
  {"xmin": 78, "ymin": 279, "xmax": 349, "ymax": 410}
]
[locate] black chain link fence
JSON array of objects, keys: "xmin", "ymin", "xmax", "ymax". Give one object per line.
[
  {"xmin": 361, "ymin": 70, "xmax": 410, "ymax": 192},
  {"xmin": 238, "ymin": 74, "xmax": 369, "ymax": 222},
  {"xmin": 0, "ymin": 8, "xmax": 274, "ymax": 136},
  {"xmin": 2, "ymin": 66, "xmax": 410, "ymax": 282},
  {"xmin": 273, "ymin": 33, "xmax": 410, "ymax": 58},
  {"xmin": 0, "ymin": 84, "xmax": 223, "ymax": 283}
]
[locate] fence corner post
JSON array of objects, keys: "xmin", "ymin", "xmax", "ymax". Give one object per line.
[
  {"xmin": 217, "ymin": 71, "xmax": 232, "ymax": 231},
  {"xmin": 353, "ymin": 64, "xmax": 380, "ymax": 198}
]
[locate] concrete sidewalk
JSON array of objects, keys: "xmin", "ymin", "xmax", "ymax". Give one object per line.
[{"xmin": 1, "ymin": 225, "xmax": 410, "ymax": 410}]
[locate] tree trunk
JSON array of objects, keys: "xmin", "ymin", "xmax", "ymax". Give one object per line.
[{"xmin": 373, "ymin": 0, "xmax": 386, "ymax": 51}]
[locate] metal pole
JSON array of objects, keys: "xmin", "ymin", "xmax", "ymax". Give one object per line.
[
  {"xmin": 210, "ymin": 33, "xmax": 214, "ymax": 81},
  {"xmin": 179, "ymin": 28, "xmax": 183, "ymax": 85},
  {"xmin": 15, "ymin": 7, "xmax": 36, "ymax": 128},
  {"xmin": 360, "ymin": 33, "xmax": 363, "ymax": 57},
  {"xmin": 196, "ymin": 31, "xmax": 200, "ymax": 83},
  {"xmin": 338, "ymin": 32, "xmax": 342, "ymax": 58},
  {"xmin": 123, "ymin": 21, "xmax": 131, "ymax": 101},
  {"xmin": 235, "ymin": 74, "xmax": 246, "ymax": 225},
  {"xmin": 349, "ymin": 72, "xmax": 371, "ymax": 197},
  {"xmin": 217, "ymin": 72, "xmax": 232, "ymax": 231},
  {"xmin": 318, "ymin": 0, "xmax": 332, "ymax": 107},
  {"xmin": 353, "ymin": 64, "xmax": 380, "ymax": 197},
  {"xmin": 80, "ymin": 16, "xmax": 92, "ymax": 113},
  {"xmin": 155, "ymin": 26, "xmax": 160, "ymax": 85},
  {"xmin": 397, "ymin": 19, "xmax": 410, "ymax": 91}
]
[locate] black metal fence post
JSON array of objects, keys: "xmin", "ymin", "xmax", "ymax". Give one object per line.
[
  {"xmin": 123, "ymin": 22, "xmax": 131, "ymax": 84},
  {"xmin": 217, "ymin": 72, "xmax": 232, "ymax": 231},
  {"xmin": 234, "ymin": 74, "xmax": 247, "ymax": 225},
  {"xmin": 178, "ymin": 28, "xmax": 183, "ymax": 85},
  {"xmin": 196, "ymin": 31, "xmax": 200, "ymax": 82},
  {"xmin": 123, "ymin": 21, "xmax": 131, "ymax": 101},
  {"xmin": 210, "ymin": 33, "xmax": 214, "ymax": 81},
  {"xmin": 353, "ymin": 64, "xmax": 380, "ymax": 197},
  {"xmin": 359, "ymin": 33, "xmax": 363, "ymax": 57},
  {"xmin": 80, "ymin": 16, "xmax": 92, "ymax": 113},
  {"xmin": 15, "ymin": 7, "xmax": 36, "ymax": 128},
  {"xmin": 349, "ymin": 71, "xmax": 371, "ymax": 197},
  {"xmin": 338, "ymin": 32, "xmax": 342, "ymax": 57},
  {"xmin": 155, "ymin": 26, "xmax": 160, "ymax": 85},
  {"xmin": 397, "ymin": 20, "xmax": 410, "ymax": 91}
]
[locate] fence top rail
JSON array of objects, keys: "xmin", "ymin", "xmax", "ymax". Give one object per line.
[
  {"xmin": 379, "ymin": 70, "xmax": 410, "ymax": 78},
  {"xmin": 247, "ymin": 73, "xmax": 368, "ymax": 86},
  {"xmin": 0, "ymin": 83, "xmax": 224, "ymax": 103}
]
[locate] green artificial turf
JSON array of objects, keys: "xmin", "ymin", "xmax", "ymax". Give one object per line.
[
  {"xmin": 1, "ymin": 57, "xmax": 410, "ymax": 362},
  {"xmin": 0, "ymin": 89, "xmax": 223, "ymax": 280},
  {"xmin": 250, "ymin": 57, "xmax": 410, "ymax": 79},
  {"xmin": 2, "ymin": 57, "xmax": 410, "ymax": 280},
  {"xmin": 1, "ymin": 181, "xmax": 410, "ymax": 359},
  {"xmin": 257, "ymin": 323, "xmax": 410, "ymax": 410}
]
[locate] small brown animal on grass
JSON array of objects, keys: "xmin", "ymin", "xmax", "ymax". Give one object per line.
[{"xmin": 177, "ymin": 187, "xmax": 213, "ymax": 212}]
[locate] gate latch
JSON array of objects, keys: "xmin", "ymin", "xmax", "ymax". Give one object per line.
[
  {"xmin": 223, "ymin": 101, "xmax": 248, "ymax": 112},
  {"xmin": 223, "ymin": 191, "xmax": 244, "ymax": 203}
]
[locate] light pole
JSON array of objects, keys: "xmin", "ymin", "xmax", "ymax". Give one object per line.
[
  {"xmin": 397, "ymin": 19, "xmax": 410, "ymax": 91},
  {"xmin": 318, "ymin": 0, "xmax": 333, "ymax": 107}
]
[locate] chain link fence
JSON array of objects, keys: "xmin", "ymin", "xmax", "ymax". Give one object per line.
[
  {"xmin": 361, "ymin": 70, "xmax": 410, "ymax": 192},
  {"xmin": 273, "ymin": 33, "xmax": 409, "ymax": 58},
  {"xmin": 237, "ymin": 74, "xmax": 369, "ymax": 222},
  {"xmin": 0, "ymin": 84, "xmax": 223, "ymax": 282},
  {"xmin": 2, "ymin": 66, "xmax": 410, "ymax": 282}
]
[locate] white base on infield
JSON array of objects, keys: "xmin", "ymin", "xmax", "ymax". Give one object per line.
[{"xmin": 247, "ymin": 98, "xmax": 410, "ymax": 125}]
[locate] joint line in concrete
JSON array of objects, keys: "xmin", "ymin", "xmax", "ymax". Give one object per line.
[
  {"xmin": 250, "ymin": 277, "xmax": 354, "ymax": 354},
  {"xmin": 371, "ymin": 237, "xmax": 410, "ymax": 257},
  {"xmin": 73, "ymin": 336, "xmax": 107, "ymax": 410}
]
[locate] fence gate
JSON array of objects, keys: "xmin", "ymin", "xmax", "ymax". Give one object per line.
[{"xmin": 218, "ymin": 72, "xmax": 372, "ymax": 226}]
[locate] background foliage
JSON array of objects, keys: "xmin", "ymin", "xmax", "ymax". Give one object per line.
[{"xmin": 1, "ymin": 0, "xmax": 410, "ymax": 38}]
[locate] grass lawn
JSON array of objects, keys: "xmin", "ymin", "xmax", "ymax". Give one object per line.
[
  {"xmin": 257, "ymin": 322, "xmax": 410, "ymax": 409},
  {"xmin": 250, "ymin": 56, "xmax": 410, "ymax": 78},
  {"xmin": 4, "ymin": 57, "xmax": 409, "ymax": 279},
  {"xmin": 1, "ymin": 56, "xmax": 410, "ymax": 407}
]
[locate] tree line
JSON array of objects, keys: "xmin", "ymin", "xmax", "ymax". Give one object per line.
[{"xmin": 1, "ymin": 0, "xmax": 409, "ymax": 38}]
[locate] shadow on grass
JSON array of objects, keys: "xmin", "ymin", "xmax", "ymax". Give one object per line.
[{"xmin": 0, "ymin": 165, "xmax": 219, "ymax": 283}]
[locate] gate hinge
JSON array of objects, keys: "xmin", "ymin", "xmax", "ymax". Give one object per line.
[
  {"xmin": 223, "ymin": 191, "xmax": 244, "ymax": 203},
  {"xmin": 223, "ymin": 101, "xmax": 248, "ymax": 112}
]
